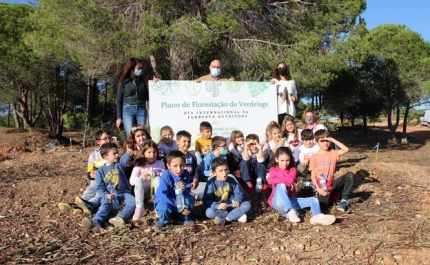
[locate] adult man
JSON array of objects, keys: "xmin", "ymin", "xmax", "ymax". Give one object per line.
[{"xmin": 196, "ymin": 60, "xmax": 234, "ymax": 82}]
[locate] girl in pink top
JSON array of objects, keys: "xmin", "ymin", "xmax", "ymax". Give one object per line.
[
  {"xmin": 130, "ymin": 140, "xmax": 165, "ymax": 220},
  {"xmin": 267, "ymin": 147, "xmax": 335, "ymax": 225}
]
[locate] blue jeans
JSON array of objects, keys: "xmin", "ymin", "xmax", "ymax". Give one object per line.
[
  {"xmin": 194, "ymin": 151, "xmax": 203, "ymax": 165},
  {"xmin": 80, "ymin": 180, "xmax": 101, "ymax": 208},
  {"xmin": 155, "ymin": 194, "xmax": 195, "ymax": 224},
  {"xmin": 239, "ymin": 159, "xmax": 267, "ymax": 184},
  {"xmin": 92, "ymin": 192, "xmax": 136, "ymax": 224},
  {"xmin": 272, "ymin": 184, "xmax": 321, "ymax": 216},
  {"xmin": 122, "ymin": 105, "xmax": 147, "ymax": 137},
  {"xmin": 206, "ymin": 201, "xmax": 251, "ymax": 221}
]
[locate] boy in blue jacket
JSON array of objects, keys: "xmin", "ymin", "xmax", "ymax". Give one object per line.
[
  {"xmin": 81, "ymin": 143, "xmax": 135, "ymax": 232},
  {"xmin": 153, "ymin": 150, "xmax": 195, "ymax": 228},
  {"xmin": 203, "ymin": 157, "xmax": 251, "ymax": 225}
]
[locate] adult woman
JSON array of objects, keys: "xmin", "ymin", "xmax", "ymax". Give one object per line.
[
  {"xmin": 301, "ymin": 110, "xmax": 327, "ymax": 133},
  {"xmin": 271, "ymin": 62, "xmax": 298, "ymax": 125},
  {"xmin": 116, "ymin": 58, "xmax": 155, "ymax": 137}
]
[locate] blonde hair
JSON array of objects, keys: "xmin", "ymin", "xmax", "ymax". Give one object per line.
[
  {"xmin": 229, "ymin": 130, "xmax": 244, "ymax": 149},
  {"xmin": 265, "ymin": 121, "xmax": 281, "ymax": 141},
  {"xmin": 159, "ymin": 125, "xmax": 174, "ymax": 144},
  {"xmin": 281, "ymin": 116, "xmax": 299, "ymax": 140},
  {"xmin": 301, "ymin": 110, "xmax": 320, "ymax": 128}
]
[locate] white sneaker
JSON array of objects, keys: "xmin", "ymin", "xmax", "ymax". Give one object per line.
[
  {"xmin": 310, "ymin": 214, "xmax": 336, "ymax": 226},
  {"xmin": 286, "ymin": 210, "xmax": 301, "ymax": 223},
  {"xmin": 237, "ymin": 214, "xmax": 247, "ymax": 223},
  {"xmin": 109, "ymin": 217, "xmax": 125, "ymax": 228},
  {"xmin": 132, "ymin": 207, "xmax": 147, "ymax": 221}
]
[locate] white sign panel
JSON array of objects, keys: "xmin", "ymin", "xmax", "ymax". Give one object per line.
[{"xmin": 149, "ymin": 81, "xmax": 277, "ymax": 150}]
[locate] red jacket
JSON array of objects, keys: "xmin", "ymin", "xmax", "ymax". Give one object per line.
[{"xmin": 267, "ymin": 166, "xmax": 297, "ymax": 207}]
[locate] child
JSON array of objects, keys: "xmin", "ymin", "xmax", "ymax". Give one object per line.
[
  {"xmin": 129, "ymin": 140, "xmax": 166, "ymax": 220},
  {"xmin": 267, "ymin": 147, "xmax": 336, "ymax": 225},
  {"xmin": 200, "ymin": 136, "xmax": 240, "ymax": 179},
  {"xmin": 153, "ymin": 150, "xmax": 195, "ymax": 228},
  {"xmin": 81, "ymin": 143, "xmax": 136, "ymax": 232},
  {"xmin": 194, "ymin": 121, "xmax": 213, "ymax": 165},
  {"xmin": 158, "ymin": 125, "xmax": 178, "ymax": 157},
  {"xmin": 239, "ymin": 134, "xmax": 269, "ymax": 194},
  {"xmin": 203, "ymin": 157, "xmax": 251, "ymax": 225},
  {"xmin": 309, "ymin": 129, "xmax": 355, "ymax": 212},
  {"xmin": 296, "ymin": 129, "xmax": 320, "ymax": 179},
  {"xmin": 267, "ymin": 121, "xmax": 288, "ymax": 154},
  {"xmin": 281, "ymin": 116, "xmax": 302, "ymax": 154},
  {"xmin": 176, "ymin": 130, "xmax": 201, "ymax": 196},
  {"xmin": 124, "ymin": 124, "xmax": 151, "ymax": 156},
  {"xmin": 228, "ymin": 130, "xmax": 245, "ymax": 163},
  {"xmin": 58, "ymin": 130, "xmax": 110, "ymax": 215}
]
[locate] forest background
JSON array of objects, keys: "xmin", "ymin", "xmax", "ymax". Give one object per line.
[{"xmin": 1, "ymin": 0, "xmax": 430, "ymax": 146}]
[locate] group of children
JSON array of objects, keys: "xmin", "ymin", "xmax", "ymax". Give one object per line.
[{"xmin": 59, "ymin": 115, "xmax": 355, "ymax": 231}]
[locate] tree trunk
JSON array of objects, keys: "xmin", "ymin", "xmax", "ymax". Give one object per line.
[
  {"xmin": 362, "ymin": 113, "xmax": 367, "ymax": 135},
  {"xmin": 11, "ymin": 104, "xmax": 20, "ymax": 128},
  {"xmin": 402, "ymin": 103, "xmax": 410, "ymax": 138},
  {"xmin": 351, "ymin": 114, "xmax": 355, "ymax": 127},
  {"xmin": 83, "ymin": 77, "xmax": 93, "ymax": 148},
  {"xmin": 102, "ymin": 83, "xmax": 107, "ymax": 122},
  {"xmin": 340, "ymin": 111, "xmax": 344, "ymax": 127}
]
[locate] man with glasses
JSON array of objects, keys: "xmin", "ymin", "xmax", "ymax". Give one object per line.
[{"xmin": 196, "ymin": 60, "xmax": 234, "ymax": 82}]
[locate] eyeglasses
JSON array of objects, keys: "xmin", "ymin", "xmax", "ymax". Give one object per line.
[
  {"xmin": 131, "ymin": 125, "xmax": 144, "ymax": 132},
  {"xmin": 218, "ymin": 145, "xmax": 227, "ymax": 148},
  {"xmin": 99, "ymin": 137, "xmax": 111, "ymax": 141}
]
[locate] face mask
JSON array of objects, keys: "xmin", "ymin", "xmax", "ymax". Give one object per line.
[
  {"xmin": 134, "ymin": 69, "xmax": 142, "ymax": 76},
  {"xmin": 219, "ymin": 147, "xmax": 228, "ymax": 156},
  {"xmin": 305, "ymin": 117, "xmax": 315, "ymax": 124},
  {"xmin": 211, "ymin": 68, "xmax": 221, "ymax": 77},
  {"xmin": 277, "ymin": 66, "xmax": 287, "ymax": 76}
]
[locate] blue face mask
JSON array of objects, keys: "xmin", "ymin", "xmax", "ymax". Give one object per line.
[
  {"xmin": 134, "ymin": 69, "xmax": 142, "ymax": 76},
  {"xmin": 211, "ymin": 68, "xmax": 221, "ymax": 77},
  {"xmin": 219, "ymin": 147, "xmax": 228, "ymax": 156}
]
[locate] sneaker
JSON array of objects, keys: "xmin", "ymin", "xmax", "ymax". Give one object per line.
[
  {"xmin": 109, "ymin": 216, "xmax": 125, "ymax": 228},
  {"xmin": 132, "ymin": 207, "xmax": 147, "ymax": 221},
  {"xmin": 153, "ymin": 221, "xmax": 165, "ymax": 229},
  {"xmin": 337, "ymin": 200, "xmax": 350, "ymax": 213},
  {"xmin": 213, "ymin": 216, "xmax": 226, "ymax": 225},
  {"xmin": 237, "ymin": 214, "xmax": 247, "ymax": 223},
  {"xmin": 286, "ymin": 210, "xmax": 301, "ymax": 223},
  {"xmin": 183, "ymin": 220, "xmax": 195, "ymax": 226},
  {"xmin": 58, "ymin": 202, "xmax": 82, "ymax": 215},
  {"xmin": 75, "ymin": 197, "xmax": 93, "ymax": 214},
  {"xmin": 246, "ymin": 182, "xmax": 255, "ymax": 195},
  {"xmin": 261, "ymin": 184, "xmax": 270, "ymax": 193},
  {"xmin": 310, "ymin": 214, "xmax": 336, "ymax": 225},
  {"xmin": 81, "ymin": 217, "xmax": 101, "ymax": 232}
]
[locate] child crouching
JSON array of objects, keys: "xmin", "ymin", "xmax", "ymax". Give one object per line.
[
  {"xmin": 153, "ymin": 150, "xmax": 195, "ymax": 228},
  {"xmin": 203, "ymin": 157, "xmax": 251, "ymax": 225}
]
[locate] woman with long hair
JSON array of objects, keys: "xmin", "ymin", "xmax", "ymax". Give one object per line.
[{"xmin": 271, "ymin": 62, "xmax": 298, "ymax": 125}]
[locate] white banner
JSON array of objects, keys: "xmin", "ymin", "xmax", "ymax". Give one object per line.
[{"xmin": 149, "ymin": 81, "xmax": 277, "ymax": 150}]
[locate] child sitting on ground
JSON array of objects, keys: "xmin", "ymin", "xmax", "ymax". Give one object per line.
[
  {"xmin": 194, "ymin": 121, "xmax": 213, "ymax": 165},
  {"xmin": 296, "ymin": 129, "xmax": 320, "ymax": 179},
  {"xmin": 203, "ymin": 157, "xmax": 251, "ymax": 225},
  {"xmin": 153, "ymin": 150, "xmax": 195, "ymax": 228},
  {"xmin": 175, "ymin": 130, "xmax": 203, "ymax": 199},
  {"xmin": 158, "ymin": 125, "xmax": 178, "ymax": 157},
  {"xmin": 239, "ymin": 134, "xmax": 269, "ymax": 194},
  {"xmin": 281, "ymin": 116, "xmax": 302, "ymax": 158},
  {"xmin": 200, "ymin": 136, "xmax": 240, "ymax": 179},
  {"xmin": 81, "ymin": 143, "xmax": 135, "ymax": 232},
  {"xmin": 228, "ymin": 130, "xmax": 245, "ymax": 163},
  {"xmin": 58, "ymin": 130, "xmax": 110, "ymax": 215},
  {"xmin": 267, "ymin": 147, "xmax": 336, "ymax": 225},
  {"xmin": 309, "ymin": 129, "xmax": 355, "ymax": 213},
  {"xmin": 124, "ymin": 124, "xmax": 151, "ymax": 156},
  {"xmin": 129, "ymin": 140, "xmax": 165, "ymax": 220},
  {"xmin": 267, "ymin": 121, "xmax": 288, "ymax": 154}
]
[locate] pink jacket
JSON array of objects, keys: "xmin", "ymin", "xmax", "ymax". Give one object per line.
[{"xmin": 267, "ymin": 166, "xmax": 297, "ymax": 207}]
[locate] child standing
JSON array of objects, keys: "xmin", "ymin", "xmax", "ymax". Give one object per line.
[
  {"xmin": 194, "ymin": 121, "xmax": 213, "ymax": 165},
  {"xmin": 129, "ymin": 140, "xmax": 166, "ymax": 220},
  {"xmin": 81, "ymin": 143, "xmax": 136, "ymax": 232},
  {"xmin": 203, "ymin": 157, "xmax": 251, "ymax": 225},
  {"xmin": 267, "ymin": 147, "xmax": 335, "ymax": 225},
  {"xmin": 201, "ymin": 136, "xmax": 240, "ymax": 179},
  {"xmin": 58, "ymin": 130, "xmax": 110, "ymax": 215},
  {"xmin": 296, "ymin": 129, "xmax": 320, "ymax": 179},
  {"xmin": 228, "ymin": 130, "xmax": 245, "ymax": 163},
  {"xmin": 309, "ymin": 129, "xmax": 355, "ymax": 212},
  {"xmin": 239, "ymin": 134, "xmax": 268, "ymax": 194},
  {"xmin": 153, "ymin": 150, "xmax": 195, "ymax": 228},
  {"xmin": 158, "ymin": 126, "xmax": 178, "ymax": 157}
]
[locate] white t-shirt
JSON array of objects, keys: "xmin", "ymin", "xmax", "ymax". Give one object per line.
[
  {"xmin": 297, "ymin": 144, "xmax": 320, "ymax": 163},
  {"xmin": 284, "ymin": 133, "xmax": 302, "ymax": 153},
  {"xmin": 268, "ymin": 139, "xmax": 289, "ymax": 151},
  {"xmin": 275, "ymin": 79, "xmax": 297, "ymax": 117}
]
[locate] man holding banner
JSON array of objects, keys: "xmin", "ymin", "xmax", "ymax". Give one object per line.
[{"xmin": 196, "ymin": 60, "xmax": 234, "ymax": 82}]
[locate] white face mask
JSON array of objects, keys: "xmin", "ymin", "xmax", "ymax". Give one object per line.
[{"xmin": 211, "ymin": 68, "xmax": 221, "ymax": 77}]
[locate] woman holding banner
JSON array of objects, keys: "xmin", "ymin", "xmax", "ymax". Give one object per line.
[
  {"xmin": 116, "ymin": 58, "xmax": 157, "ymax": 137},
  {"xmin": 271, "ymin": 62, "xmax": 298, "ymax": 125}
]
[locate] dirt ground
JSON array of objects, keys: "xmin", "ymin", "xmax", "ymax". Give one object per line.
[{"xmin": 0, "ymin": 124, "xmax": 429, "ymax": 265}]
